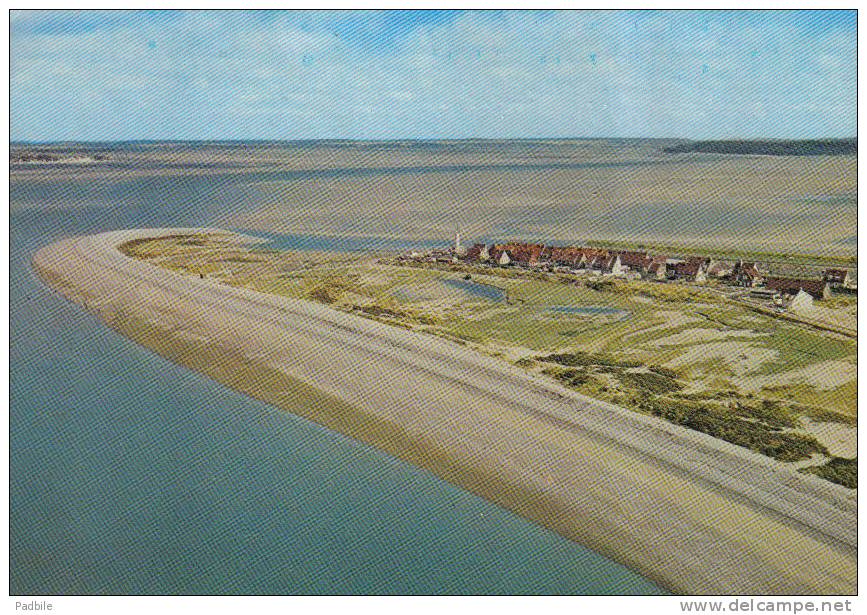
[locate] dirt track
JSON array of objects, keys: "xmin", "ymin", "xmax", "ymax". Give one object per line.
[{"xmin": 33, "ymin": 229, "xmax": 857, "ymax": 595}]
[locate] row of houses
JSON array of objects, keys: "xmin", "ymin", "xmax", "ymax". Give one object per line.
[
  {"xmin": 451, "ymin": 240, "xmax": 852, "ymax": 307},
  {"xmin": 734, "ymin": 263, "xmax": 852, "ymax": 308},
  {"xmin": 463, "ymin": 242, "xmax": 723, "ymax": 283}
]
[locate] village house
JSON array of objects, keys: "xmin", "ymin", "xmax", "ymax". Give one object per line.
[
  {"xmin": 487, "ymin": 245, "xmax": 514, "ymax": 266},
  {"xmin": 646, "ymin": 256, "xmax": 668, "ymax": 280},
  {"xmin": 730, "ymin": 261, "xmax": 764, "ymax": 287},
  {"xmin": 483, "ymin": 243, "xmax": 543, "ymax": 267},
  {"xmin": 671, "ymin": 256, "xmax": 708, "ymax": 283},
  {"xmin": 548, "ymin": 246, "xmax": 581, "ymax": 268},
  {"xmin": 603, "ymin": 253, "xmax": 624, "ymax": 276},
  {"xmin": 823, "ymin": 268, "xmax": 851, "ymax": 289},
  {"xmin": 749, "ymin": 287, "xmax": 781, "ymax": 303},
  {"xmin": 585, "ymin": 248, "xmax": 612, "ymax": 272},
  {"xmin": 509, "ymin": 243, "xmax": 545, "ymax": 267},
  {"xmin": 764, "ymin": 277, "xmax": 830, "ymax": 301},
  {"xmin": 464, "ymin": 243, "xmax": 488, "ymax": 262},
  {"xmin": 707, "ymin": 260, "xmax": 733, "ymax": 278},
  {"xmin": 615, "ymin": 250, "xmax": 650, "ymax": 274},
  {"xmin": 785, "ymin": 288, "xmax": 815, "ymax": 313}
]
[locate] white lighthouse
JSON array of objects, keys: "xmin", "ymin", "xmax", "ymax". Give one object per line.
[{"xmin": 454, "ymin": 227, "xmax": 465, "ymax": 256}]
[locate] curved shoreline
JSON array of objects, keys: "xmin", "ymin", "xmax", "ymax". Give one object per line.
[{"xmin": 33, "ymin": 228, "xmax": 857, "ymax": 595}]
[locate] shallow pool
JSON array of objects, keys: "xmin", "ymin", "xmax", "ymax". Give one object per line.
[
  {"xmin": 547, "ymin": 306, "xmax": 630, "ymax": 320},
  {"xmin": 441, "ymin": 278, "xmax": 508, "ymax": 302}
]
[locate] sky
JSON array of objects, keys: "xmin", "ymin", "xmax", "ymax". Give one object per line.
[{"xmin": 10, "ymin": 9, "xmax": 858, "ymax": 142}]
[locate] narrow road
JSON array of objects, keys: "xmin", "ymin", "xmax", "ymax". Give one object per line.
[{"xmin": 33, "ymin": 229, "xmax": 857, "ymax": 595}]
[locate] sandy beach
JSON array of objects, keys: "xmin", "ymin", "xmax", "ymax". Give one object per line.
[{"xmin": 33, "ymin": 229, "xmax": 857, "ymax": 595}]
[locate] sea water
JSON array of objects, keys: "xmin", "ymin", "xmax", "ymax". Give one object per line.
[{"xmin": 10, "ymin": 150, "xmax": 665, "ymax": 595}]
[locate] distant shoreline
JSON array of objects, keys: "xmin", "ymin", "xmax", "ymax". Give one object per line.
[
  {"xmin": 663, "ymin": 138, "xmax": 856, "ymax": 157},
  {"xmin": 32, "ymin": 228, "xmax": 857, "ymax": 595}
]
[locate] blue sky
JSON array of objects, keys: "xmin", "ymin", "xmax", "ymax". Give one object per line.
[{"xmin": 10, "ymin": 10, "xmax": 857, "ymax": 142}]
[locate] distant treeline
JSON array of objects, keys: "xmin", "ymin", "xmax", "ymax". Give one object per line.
[{"xmin": 663, "ymin": 138, "xmax": 856, "ymax": 156}]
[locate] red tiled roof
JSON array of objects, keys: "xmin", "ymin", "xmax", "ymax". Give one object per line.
[
  {"xmin": 672, "ymin": 261, "xmax": 703, "ymax": 277},
  {"xmin": 465, "ymin": 244, "xmax": 485, "ymax": 259},
  {"xmin": 824, "ymin": 269, "xmax": 848, "ymax": 282},
  {"xmin": 617, "ymin": 251, "xmax": 649, "ymax": 268},
  {"xmin": 685, "ymin": 256, "xmax": 710, "ymax": 267},
  {"xmin": 765, "ymin": 277, "xmax": 828, "ymax": 299}
]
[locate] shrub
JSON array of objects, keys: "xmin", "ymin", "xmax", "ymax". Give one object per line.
[
  {"xmin": 585, "ymin": 278, "xmax": 616, "ymax": 292},
  {"xmin": 542, "ymin": 366, "xmax": 590, "ymax": 388},
  {"xmin": 800, "ymin": 457, "xmax": 857, "ymax": 489},
  {"xmin": 648, "ymin": 365, "xmax": 680, "ymax": 379},
  {"xmin": 540, "ymin": 351, "xmax": 595, "ymax": 366},
  {"xmin": 304, "ymin": 275, "xmax": 354, "ymax": 304},
  {"xmin": 595, "ymin": 364, "xmax": 624, "ymax": 374},
  {"xmin": 180, "ymin": 237, "xmax": 208, "ymax": 246},
  {"xmin": 733, "ymin": 400, "xmax": 797, "ymax": 429},
  {"xmin": 640, "ymin": 397, "xmax": 827, "ymax": 462},
  {"xmin": 309, "ymin": 285, "xmax": 342, "ymax": 304},
  {"xmin": 539, "ymin": 350, "xmax": 642, "ymax": 369},
  {"xmin": 618, "ymin": 371, "xmax": 683, "ymax": 395}
]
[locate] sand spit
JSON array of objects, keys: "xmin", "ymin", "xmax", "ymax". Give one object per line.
[{"xmin": 33, "ymin": 229, "xmax": 856, "ymax": 595}]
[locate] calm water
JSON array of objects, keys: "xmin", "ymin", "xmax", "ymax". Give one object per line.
[
  {"xmin": 441, "ymin": 278, "xmax": 508, "ymax": 303},
  {"xmin": 10, "ymin": 156, "xmax": 664, "ymax": 595},
  {"xmin": 239, "ymin": 228, "xmax": 446, "ymax": 254},
  {"xmin": 548, "ymin": 306, "xmax": 630, "ymax": 320}
]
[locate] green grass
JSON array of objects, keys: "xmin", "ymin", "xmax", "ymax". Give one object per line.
[
  {"xmin": 789, "ymin": 403, "xmax": 856, "ymax": 426},
  {"xmin": 759, "ymin": 325, "xmax": 856, "ymax": 375},
  {"xmin": 585, "ymin": 238, "xmax": 857, "ymax": 268},
  {"xmin": 445, "ymin": 309, "xmax": 598, "ymax": 350},
  {"xmin": 822, "ymin": 294, "xmax": 858, "ymax": 309},
  {"xmin": 504, "ymin": 277, "xmax": 626, "ymax": 308},
  {"xmin": 624, "ymin": 281, "xmax": 722, "ymax": 304},
  {"xmin": 761, "ymin": 381, "xmax": 857, "ymax": 419},
  {"xmin": 604, "ymin": 320, "xmax": 697, "ymax": 349}
]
